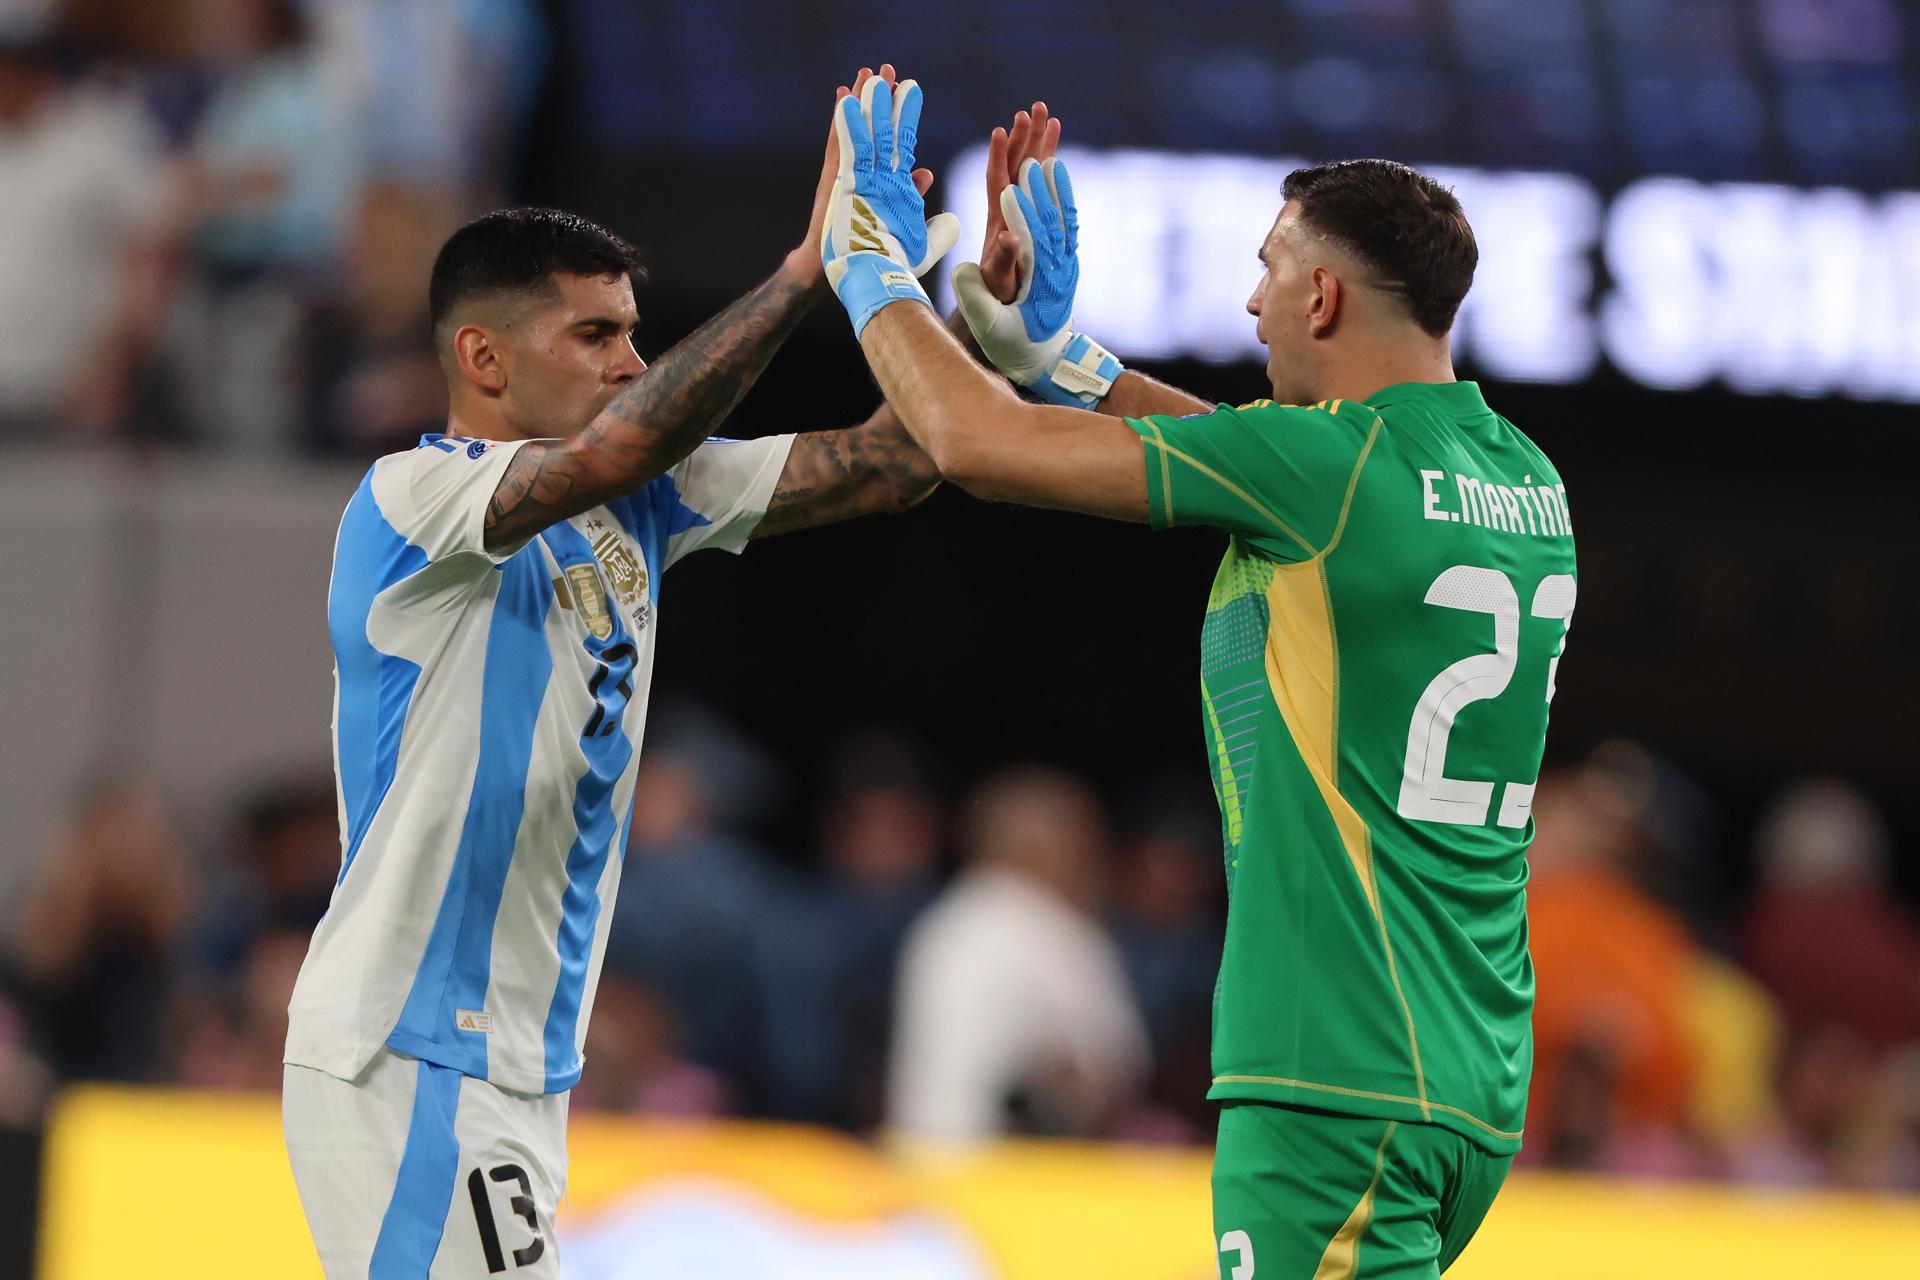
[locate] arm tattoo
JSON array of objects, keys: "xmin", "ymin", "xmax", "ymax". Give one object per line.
[
  {"xmin": 754, "ymin": 407, "xmax": 942, "ymax": 538},
  {"xmin": 485, "ymin": 445, "xmax": 579, "ymax": 549},
  {"xmin": 484, "ymin": 265, "xmax": 817, "ymax": 552}
]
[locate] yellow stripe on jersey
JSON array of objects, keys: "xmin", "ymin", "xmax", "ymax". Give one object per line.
[
  {"xmin": 1313, "ymin": 1122, "xmax": 1395, "ymax": 1280},
  {"xmin": 1259, "ymin": 415, "xmax": 1429, "ymax": 1119}
]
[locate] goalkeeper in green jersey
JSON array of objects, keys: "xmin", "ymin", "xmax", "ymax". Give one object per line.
[{"xmin": 821, "ymin": 78, "xmax": 1576, "ymax": 1279}]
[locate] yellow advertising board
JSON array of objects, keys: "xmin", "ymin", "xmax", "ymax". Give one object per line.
[{"xmin": 39, "ymin": 1087, "xmax": 1920, "ymax": 1278}]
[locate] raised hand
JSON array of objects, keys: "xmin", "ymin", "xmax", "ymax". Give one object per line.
[
  {"xmin": 820, "ymin": 71, "xmax": 962, "ymax": 335},
  {"xmin": 951, "ymin": 147, "xmax": 1124, "ymax": 408},
  {"xmin": 978, "ymin": 103, "xmax": 1060, "ymax": 303},
  {"xmin": 796, "ymin": 66, "xmax": 935, "ymax": 289}
]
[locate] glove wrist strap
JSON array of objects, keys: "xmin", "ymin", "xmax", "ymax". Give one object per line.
[
  {"xmin": 835, "ymin": 255, "xmax": 934, "ymax": 338},
  {"xmin": 1033, "ymin": 333, "xmax": 1125, "ymax": 409}
]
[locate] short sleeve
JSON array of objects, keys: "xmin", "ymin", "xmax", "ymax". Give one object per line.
[
  {"xmin": 1126, "ymin": 400, "xmax": 1377, "ymax": 562},
  {"xmin": 367, "ymin": 437, "xmax": 532, "ymax": 564},
  {"xmin": 649, "ymin": 435, "xmax": 797, "ymax": 568}
]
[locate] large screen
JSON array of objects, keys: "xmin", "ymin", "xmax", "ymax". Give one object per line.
[
  {"xmin": 552, "ymin": 0, "xmax": 1920, "ymax": 402},
  {"xmin": 938, "ymin": 149, "xmax": 1920, "ymax": 401}
]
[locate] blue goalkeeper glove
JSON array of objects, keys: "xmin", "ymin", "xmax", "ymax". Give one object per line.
[
  {"xmin": 821, "ymin": 76, "xmax": 961, "ymax": 337},
  {"xmin": 951, "ymin": 156, "xmax": 1125, "ymax": 409}
]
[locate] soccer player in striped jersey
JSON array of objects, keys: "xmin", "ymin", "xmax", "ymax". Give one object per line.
[
  {"xmin": 825, "ymin": 83, "xmax": 1573, "ymax": 1279},
  {"xmin": 282, "ymin": 68, "xmax": 955, "ymax": 1279}
]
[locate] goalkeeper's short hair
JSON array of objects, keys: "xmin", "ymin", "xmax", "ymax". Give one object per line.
[{"xmin": 1281, "ymin": 160, "xmax": 1478, "ymax": 338}]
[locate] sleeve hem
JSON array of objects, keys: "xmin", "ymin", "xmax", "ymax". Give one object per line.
[
  {"xmin": 703, "ymin": 433, "xmax": 799, "ymax": 558},
  {"xmin": 1123, "ymin": 416, "xmax": 1175, "ymax": 530},
  {"xmin": 464, "ymin": 439, "xmax": 538, "ymax": 564}
]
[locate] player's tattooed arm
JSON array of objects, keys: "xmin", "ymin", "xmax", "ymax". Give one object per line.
[
  {"xmin": 752, "ymin": 402, "xmax": 941, "ymax": 538},
  {"xmin": 483, "ymin": 263, "xmax": 817, "ymax": 552}
]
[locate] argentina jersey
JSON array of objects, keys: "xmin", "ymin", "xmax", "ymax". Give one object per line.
[{"xmin": 286, "ymin": 430, "xmax": 795, "ymax": 1095}]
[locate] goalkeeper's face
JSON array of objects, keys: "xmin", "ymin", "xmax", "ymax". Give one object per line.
[
  {"xmin": 499, "ymin": 272, "xmax": 647, "ymax": 438},
  {"xmin": 1246, "ymin": 204, "xmax": 1323, "ymax": 405}
]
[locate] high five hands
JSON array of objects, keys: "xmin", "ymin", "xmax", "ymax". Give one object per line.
[{"xmin": 818, "ymin": 72, "xmax": 1124, "ymax": 408}]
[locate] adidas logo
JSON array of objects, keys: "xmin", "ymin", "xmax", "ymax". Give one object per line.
[{"xmin": 455, "ymin": 1009, "xmax": 493, "ymax": 1034}]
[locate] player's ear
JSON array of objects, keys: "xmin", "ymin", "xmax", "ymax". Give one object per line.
[
  {"xmin": 455, "ymin": 324, "xmax": 509, "ymax": 392},
  {"xmin": 1307, "ymin": 266, "xmax": 1341, "ymax": 340}
]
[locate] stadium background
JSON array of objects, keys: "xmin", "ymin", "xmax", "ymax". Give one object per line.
[{"xmin": 2, "ymin": 0, "xmax": 1919, "ymax": 1275}]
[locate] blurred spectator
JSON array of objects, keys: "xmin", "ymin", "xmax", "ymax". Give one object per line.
[
  {"xmin": 603, "ymin": 705, "xmax": 783, "ymax": 1109},
  {"xmin": 307, "ymin": 0, "xmax": 546, "ymax": 195},
  {"xmin": 0, "ymin": 24, "xmax": 181, "ymax": 437},
  {"xmin": 185, "ymin": 0, "xmax": 354, "ymax": 274},
  {"xmin": 175, "ymin": 924, "xmax": 307, "ymax": 1092},
  {"xmin": 8, "ymin": 776, "xmax": 194, "ymax": 1082},
  {"xmin": 888, "ymin": 765, "xmax": 1148, "ymax": 1141},
  {"xmin": 300, "ymin": 180, "xmax": 459, "ymax": 456},
  {"xmin": 0, "ymin": 989, "xmax": 53, "ymax": 1127},
  {"xmin": 573, "ymin": 974, "xmax": 729, "ymax": 1117},
  {"xmin": 1741, "ymin": 777, "xmax": 1920, "ymax": 1051},
  {"xmin": 1107, "ymin": 779, "xmax": 1223, "ymax": 1142},
  {"xmin": 160, "ymin": 0, "xmax": 357, "ymax": 451},
  {"xmin": 190, "ymin": 777, "xmax": 339, "ymax": 979},
  {"xmin": 1679, "ymin": 951, "xmax": 1785, "ymax": 1168},
  {"xmin": 1582, "ymin": 738, "xmax": 1732, "ymax": 949},
  {"xmin": 1525, "ymin": 766, "xmax": 1698, "ymax": 1172},
  {"xmin": 1725, "ymin": 1021, "xmax": 1920, "ymax": 1192},
  {"xmin": 752, "ymin": 732, "xmax": 944, "ymax": 1129}
]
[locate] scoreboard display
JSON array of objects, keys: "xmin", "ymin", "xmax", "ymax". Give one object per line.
[{"xmin": 551, "ymin": 0, "xmax": 1920, "ymax": 402}]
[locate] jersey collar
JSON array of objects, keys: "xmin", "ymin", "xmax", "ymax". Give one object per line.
[{"xmin": 1361, "ymin": 380, "xmax": 1489, "ymax": 414}]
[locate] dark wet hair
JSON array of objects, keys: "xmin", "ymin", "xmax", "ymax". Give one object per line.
[
  {"xmin": 1281, "ymin": 159, "xmax": 1477, "ymax": 337},
  {"xmin": 428, "ymin": 207, "xmax": 644, "ymax": 345}
]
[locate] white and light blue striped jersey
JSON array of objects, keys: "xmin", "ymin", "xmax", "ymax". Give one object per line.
[{"xmin": 286, "ymin": 430, "xmax": 795, "ymax": 1095}]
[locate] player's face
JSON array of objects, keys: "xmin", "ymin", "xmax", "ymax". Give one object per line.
[
  {"xmin": 503, "ymin": 272, "xmax": 646, "ymax": 437},
  {"xmin": 1246, "ymin": 203, "xmax": 1320, "ymax": 404}
]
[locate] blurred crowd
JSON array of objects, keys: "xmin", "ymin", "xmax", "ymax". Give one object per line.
[
  {"xmin": 0, "ymin": 698, "xmax": 1916, "ymax": 1195},
  {"xmin": 0, "ymin": 0, "xmax": 543, "ymax": 454},
  {"xmin": 6, "ymin": 0, "xmax": 1920, "ymax": 1202}
]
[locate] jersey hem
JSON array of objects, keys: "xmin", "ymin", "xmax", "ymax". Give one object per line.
[
  {"xmin": 1208, "ymin": 1074, "xmax": 1523, "ymax": 1156},
  {"xmin": 383, "ymin": 1030, "xmax": 578, "ymax": 1096}
]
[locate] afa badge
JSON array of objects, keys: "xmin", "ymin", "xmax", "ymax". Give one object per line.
[{"xmin": 590, "ymin": 528, "xmax": 647, "ymax": 608}]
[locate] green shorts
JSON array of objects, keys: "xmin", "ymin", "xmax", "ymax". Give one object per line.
[{"xmin": 1212, "ymin": 1103, "xmax": 1512, "ymax": 1279}]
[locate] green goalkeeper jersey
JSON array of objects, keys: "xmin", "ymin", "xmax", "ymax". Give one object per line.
[{"xmin": 1127, "ymin": 381, "xmax": 1575, "ymax": 1156}]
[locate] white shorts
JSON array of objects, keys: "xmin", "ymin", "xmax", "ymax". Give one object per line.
[{"xmin": 283, "ymin": 1047, "xmax": 569, "ymax": 1279}]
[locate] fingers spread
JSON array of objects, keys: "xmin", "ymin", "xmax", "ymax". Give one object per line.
[
  {"xmin": 893, "ymin": 78, "xmax": 923, "ymax": 172},
  {"xmin": 1007, "ymin": 109, "xmax": 1033, "ymax": 176},
  {"xmin": 1047, "ymin": 157, "xmax": 1079, "ymax": 249},
  {"xmin": 834, "ymin": 93, "xmax": 870, "ymax": 181},
  {"xmin": 1016, "ymin": 157, "xmax": 1064, "ymax": 246},
  {"xmin": 862, "ymin": 76, "xmax": 895, "ymax": 172}
]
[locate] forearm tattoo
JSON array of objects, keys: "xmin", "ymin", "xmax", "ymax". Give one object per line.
[
  {"xmin": 754, "ymin": 409, "xmax": 942, "ymax": 538},
  {"xmin": 483, "ymin": 268, "xmax": 816, "ymax": 551}
]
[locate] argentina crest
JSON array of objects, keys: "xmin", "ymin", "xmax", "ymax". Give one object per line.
[{"xmin": 585, "ymin": 516, "xmax": 651, "ymax": 630}]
